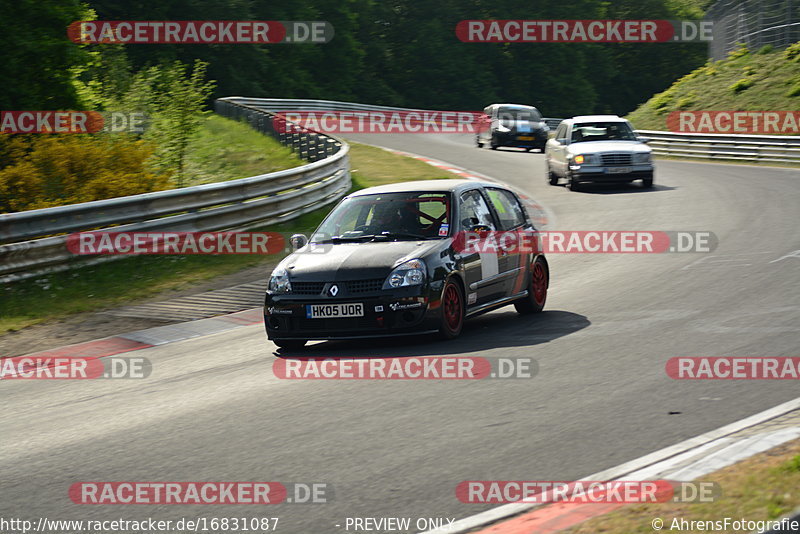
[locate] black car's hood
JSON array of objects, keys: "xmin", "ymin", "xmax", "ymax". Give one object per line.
[{"xmin": 283, "ymin": 240, "xmax": 444, "ymax": 281}]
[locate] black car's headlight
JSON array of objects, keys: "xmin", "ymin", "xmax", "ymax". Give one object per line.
[
  {"xmin": 267, "ymin": 267, "xmax": 292, "ymax": 294},
  {"xmin": 383, "ymin": 259, "xmax": 426, "ymax": 289}
]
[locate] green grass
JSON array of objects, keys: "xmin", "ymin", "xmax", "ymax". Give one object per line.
[
  {"xmin": 561, "ymin": 441, "xmax": 800, "ymax": 533},
  {"xmin": 626, "ymin": 42, "xmax": 800, "ymax": 131},
  {"xmin": 183, "ymin": 115, "xmax": 303, "ymax": 186},
  {"xmin": 0, "ymin": 139, "xmax": 459, "ymax": 333}
]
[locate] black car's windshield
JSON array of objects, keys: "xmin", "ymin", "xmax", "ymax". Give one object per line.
[
  {"xmin": 498, "ymin": 107, "xmax": 542, "ymax": 123},
  {"xmin": 311, "ymin": 192, "xmax": 451, "ymax": 243},
  {"xmin": 571, "ymin": 121, "xmax": 638, "ymax": 142}
]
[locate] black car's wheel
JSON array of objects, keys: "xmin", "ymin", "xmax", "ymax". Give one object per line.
[
  {"xmin": 273, "ymin": 339, "xmax": 307, "ymax": 350},
  {"xmin": 438, "ymin": 279, "xmax": 464, "ymax": 339},
  {"xmin": 546, "ymin": 162, "xmax": 558, "ymax": 185},
  {"xmin": 515, "ymin": 257, "xmax": 548, "ymax": 314},
  {"xmin": 490, "ymin": 135, "xmax": 499, "ymax": 150},
  {"xmin": 642, "ymin": 175, "xmax": 654, "ymax": 188},
  {"xmin": 524, "ymin": 147, "xmax": 532, "ymax": 152}
]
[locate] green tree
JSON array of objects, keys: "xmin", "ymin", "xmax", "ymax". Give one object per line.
[{"xmin": 0, "ymin": 0, "xmax": 87, "ymax": 109}]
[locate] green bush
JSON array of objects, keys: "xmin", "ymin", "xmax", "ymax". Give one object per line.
[
  {"xmin": 729, "ymin": 78, "xmax": 754, "ymax": 92},
  {"xmin": 0, "ymin": 135, "xmax": 171, "ymax": 212},
  {"xmin": 728, "ymin": 43, "xmax": 750, "ymax": 59},
  {"xmin": 649, "ymin": 90, "xmax": 675, "ymax": 113},
  {"xmin": 676, "ymin": 92, "xmax": 697, "ymax": 109},
  {"xmin": 757, "ymin": 44, "xmax": 774, "ymax": 54},
  {"xmin": 785, "ymin": 41, "xmax": 800, "ymax": 62}
]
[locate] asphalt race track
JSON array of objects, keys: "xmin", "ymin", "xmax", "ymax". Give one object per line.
[{"xmin": 2, "ymin": 133, "xmax": 798, "ymax": 533}]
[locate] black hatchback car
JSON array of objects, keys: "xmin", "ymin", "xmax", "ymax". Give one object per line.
[
  {"xmin": 264, "ymin": 179, "xmax": 550, "ymax": 349},
  {"xmin": 476, "ymin": 103, "xmax": 550, "ymax": 152}
]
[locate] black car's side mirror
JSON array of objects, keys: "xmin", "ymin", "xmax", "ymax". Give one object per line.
[{"xmin": 290, "ymin": 234, "xmax": 308, "ymax": 250}]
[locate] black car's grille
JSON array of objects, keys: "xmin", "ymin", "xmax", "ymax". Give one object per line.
[
  {"xmin": 346, "ymin": 278, "xmax": 384, "ymax": 293},
  {"xmin": 291, "ymin": 279, "xmax": 384, "ymax": 295},
  {"xmin": 601, "ymin": 153, "xmax": 632, "ymax": 165},
  {"xmin": 292, "ymin": 282, "xmax": 325, "ymax": 295}
]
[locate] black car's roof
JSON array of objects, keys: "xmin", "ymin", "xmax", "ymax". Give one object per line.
[{"xmin": 348, "ymin": 179, "xmax": 501, "ymax": 197}]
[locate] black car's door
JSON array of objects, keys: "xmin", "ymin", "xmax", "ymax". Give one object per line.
[
  {"xmin": 482, "ymin": 187, "xmax": 531, "ymax": 298},
  {"xmin": 457, "ymin": 189, "xmax": 505, "ymax": 307}
]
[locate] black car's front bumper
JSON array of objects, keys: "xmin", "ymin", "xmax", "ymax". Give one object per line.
[
  {"xmin": 494, "ymin": 130, "xmax": 548, "ymax": 148},
  {"xmin": 264, "ymin": 285, "xmax": 443, "ymax": 340}
]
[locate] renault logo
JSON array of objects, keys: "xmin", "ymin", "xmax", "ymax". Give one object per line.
[{"xmin": 328, "ymin": 284, "xmax": 339, "ymax": 297}]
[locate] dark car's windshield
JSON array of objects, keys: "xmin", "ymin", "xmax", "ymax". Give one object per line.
[
  {"xmin": 571, "ymin": 121, "xmax": 638, "ymax": 142},
  {"xmin": 311, "ymin": 192, "xmax": 451, "ymax": 243},
  {"xmin": 498, "ymin": 107, "xmax": 542, "ymax": 123}
]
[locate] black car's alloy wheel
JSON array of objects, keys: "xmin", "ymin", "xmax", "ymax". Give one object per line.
[
  {"xmin": 515, "ymin": 257, "xmax": 548, "ymax": 314},
  {"xmin": 438, "ymin": 279, "xmax": 464, "ymax": 339}
]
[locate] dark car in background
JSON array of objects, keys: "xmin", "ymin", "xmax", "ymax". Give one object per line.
[
  {"xmin": 264, "ymin": 179, "xmax": 550, "ymax": 349},
  {"xmin": 476, "ymin": 103, "xmax": 550, "ymax": 152}
]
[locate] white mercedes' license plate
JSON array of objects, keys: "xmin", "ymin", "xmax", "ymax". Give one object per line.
[
  {"xmin": 607, "ymin": 167, "xmax": 632, "ymax": 174},
  {"xmin": 306, "ymin": 303, "xmax": 364, "ymax": 319}
]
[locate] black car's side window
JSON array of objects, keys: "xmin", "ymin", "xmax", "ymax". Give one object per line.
[
  {"xmin": 485, "ymin": 188, "xmax": 526, "ymax": 231},
  {"xmin": 459, "ymin": 190, "xmax": 495, "ymax": 231}
]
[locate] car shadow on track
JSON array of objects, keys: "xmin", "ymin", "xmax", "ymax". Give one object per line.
[
  {"xmin": 274, "ymin": 310, "xmax": 589, "ymax": 358},
  {"xmin": 568, "ymin": 183, "xmax": 676, "ymax": 194}
]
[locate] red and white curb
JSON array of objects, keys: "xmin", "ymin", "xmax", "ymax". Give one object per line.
[
  {"xmin": 422, "ymin": 397, "xmax": 800, "ymax": 534},
  {"xmin": 3, "ymin": 307, "xmax": 264, "ymax": 363}
]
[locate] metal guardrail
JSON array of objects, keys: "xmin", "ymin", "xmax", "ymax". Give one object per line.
[
  {"xmin": 0, "ymin": 100, "xmax": 351, "ymax": 283},
  {"xmin": 230, "ymin": 98, "xmax": 799, "ymax": 164},
  {"xmin": 228, "ymin": 96, "xmax": 566, "ymax": 131},
  {"xmin": 639, "ymin": 129, "xmax": 800, "ymax": 164}
]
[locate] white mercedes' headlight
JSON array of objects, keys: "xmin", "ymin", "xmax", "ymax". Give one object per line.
[
  {"xmin": 383, "ymin": 259, "xmax": 426, "ymax": 289},
  {"xmin": 633, "ymin": 152, "xmax": 651, "ymax": 163},
  {"xmin": 267, "ymin": 267, "xmax": 292, "ymax": 294},
  {"xmin": 572, "ymin": 153, "xmax": 598, "ymax": 165}
]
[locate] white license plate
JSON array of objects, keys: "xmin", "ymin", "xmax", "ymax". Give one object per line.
[
  {"xmin": 306, "ymin": 303, "xmax": 364, "ymax": 319},
  {"xmin": 607, "ymin": 167, "xmax": 632, "ymax": 174}
]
